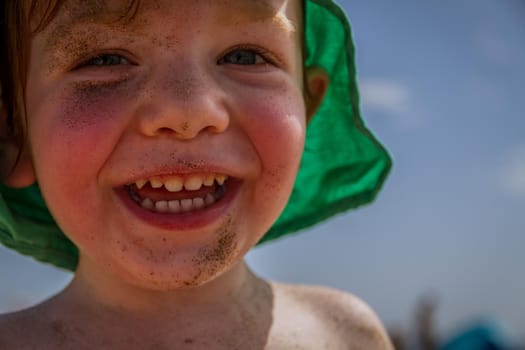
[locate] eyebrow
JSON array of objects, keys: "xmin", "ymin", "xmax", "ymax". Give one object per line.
[
  {"xmin": 43, "ymin": 0, "xmax": 134, "ymax": 53},
  {"xmin": 60, "ymin": 0, "xmax": 130, "ymax": 24},
  {"xmin": 214, "ymin": 0, "xmax": 297, "ymax": 34}
]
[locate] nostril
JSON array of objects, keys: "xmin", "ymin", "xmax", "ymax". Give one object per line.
[
  {"xmin": 158, "ymin": 127, "xmax": 177, "ymax": 134},
  {"xmin": 204, "ymin": 124, "xmax": 226, "ymax": 134}
]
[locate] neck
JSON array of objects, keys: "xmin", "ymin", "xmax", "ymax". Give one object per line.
[
  {"xmin": 58, "ymin": 256, "xmax": 258, "ymax": 321},
  {"xmin": 41, "ymin": 256, "xmax": 274, "ymax": 348}
]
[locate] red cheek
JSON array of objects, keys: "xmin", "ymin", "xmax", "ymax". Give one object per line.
[
  {"xmin": 241, "ymin": 93, "xmax": 306, "ymax": 163},
  {"xmin": 39, "ymin": 81, "xmax": 143, "ymax": 173},
  {"xmin": 237, "ymin": 90, "xmax": 306, "ymax": 208},
  {"xmin": 58, "ymin": 79, "xmax": 142, "ymax": 132}
]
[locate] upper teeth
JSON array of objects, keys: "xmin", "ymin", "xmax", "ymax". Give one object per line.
[{"xmin": 135, "ymin": 174, "xmax": 228, "ymax": 192}]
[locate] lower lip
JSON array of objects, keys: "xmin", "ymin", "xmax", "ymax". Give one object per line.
[{"xmin": 115, "ymin": 179, "xmax": 242, "ymax": 231}]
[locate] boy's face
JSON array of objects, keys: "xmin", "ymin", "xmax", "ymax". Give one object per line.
[{"xmin": 22, "ymin": 0, "xmax": 311, "ymax": 288}]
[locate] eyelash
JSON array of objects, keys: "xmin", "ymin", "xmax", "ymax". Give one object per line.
[
  {"xmin": 74, "ymin": 52, "xmax": 133, "ymax": 69},
  {"xmin": 217, "ymin": 45, "xmax": 277, "ymax": 66},
  {"xmin": 74, "ymin": 45, "xmax": 278, "ymax": 70}
]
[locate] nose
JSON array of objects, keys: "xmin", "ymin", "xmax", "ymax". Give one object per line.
[{"xmin": 135, "ymin": 67, "xmax": 229, "ymax": 140}]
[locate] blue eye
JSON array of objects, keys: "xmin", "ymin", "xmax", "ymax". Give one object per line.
[
  {"xmin": 83, "ymin": 54, "xmax": 130, "ymax": 67},
  {"xmin": 219, "ymin": 48, "xmax": 267, "ymax": 65}
]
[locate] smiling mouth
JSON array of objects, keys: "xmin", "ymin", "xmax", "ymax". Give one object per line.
[{"xmin": 125, "ymin": 173, "xmax": 229, "ymax": 214}]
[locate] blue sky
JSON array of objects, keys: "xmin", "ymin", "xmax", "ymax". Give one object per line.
[{"xmin": 1, "ymin": 0, "xmax": 524, "ymax": 343}]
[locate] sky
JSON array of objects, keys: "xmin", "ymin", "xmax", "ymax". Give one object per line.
[{"xmin": 1, "ymin": 0, "xmax": 524, "ymax": 345}]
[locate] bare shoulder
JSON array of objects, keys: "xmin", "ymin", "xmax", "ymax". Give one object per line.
[
  {"xmin": 270, "ymin": 282, "xmax": 393, "ymax": 350},
  {"xmin": 0, "ymin": 305, "xmax": 57, "ymax": 350},
  {"xmin": 0, "ymin": 309, "xmax": 37, "ymax": 349}
]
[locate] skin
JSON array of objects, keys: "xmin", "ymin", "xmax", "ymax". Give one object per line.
[{"xmin": 0, "ymin": 0, "xmax": 393, "ymax": 348}]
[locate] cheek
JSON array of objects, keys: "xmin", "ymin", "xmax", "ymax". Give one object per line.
[
  {"xmin": 245, "ymin": 91, "xmax": 306, "ymax": 168},
  {"xmin": 237, "ymin": 87, "xmax": 306, "ymax": 203},
  {"xmin": 26, "ymin": 81, "xmax": 140, "ymax": 229},
  {"xmin": 28, "ymin": 81, "xmax": 138, "ymax": 180}
]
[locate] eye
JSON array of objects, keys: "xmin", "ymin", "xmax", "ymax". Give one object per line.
[
  {"xmin": 78, "ymin": 53, "xmax": 131, "ymax": 68},
  {"xmin": 218, "ymin": 48, "xmax": 269, "ymax": 66}
]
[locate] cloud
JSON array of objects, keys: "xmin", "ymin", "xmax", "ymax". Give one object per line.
[
  {"xmin": 360, "ymin": 79, "xmax": 410, "ymax": 114},
  {"xmin": 501, "ymin": 144, "xmax": 525, "ymax": 196},
  {"xmin": 359, "ymin": 79, "xmax": 419, "ymax": 129}
]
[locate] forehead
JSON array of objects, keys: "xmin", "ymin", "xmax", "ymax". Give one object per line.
[{"xmin": 47, "ymin": 0, "xmax": 299, "ymax": 33}]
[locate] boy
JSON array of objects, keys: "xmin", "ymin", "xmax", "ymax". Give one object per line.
[{"xmin": 0, "ymin": 0, "xmax": 393, "ymax": 348}]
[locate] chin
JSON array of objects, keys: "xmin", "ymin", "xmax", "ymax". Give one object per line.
[{"xmin": 98, "ymin": 234, "xmax": 244, "ymax": 291}]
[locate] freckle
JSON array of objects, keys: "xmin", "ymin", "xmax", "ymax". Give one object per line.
[{"xmin": 191, "ymin": 215, "xmax": 237, "ymax": 283}]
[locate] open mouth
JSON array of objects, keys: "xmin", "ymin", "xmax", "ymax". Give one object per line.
[{"xmin": 124, "ymin": 173, "xmax": 230, "ymax": 214}]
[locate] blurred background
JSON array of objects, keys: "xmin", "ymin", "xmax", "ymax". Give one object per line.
[{"xmin": 1, "ymin": 0, "xmax": 524, "ymax": 349}]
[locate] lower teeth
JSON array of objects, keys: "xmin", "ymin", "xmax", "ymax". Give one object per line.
[{"xmin": 128, "ymin": 184, "xmax": 227, "ymax": 214}]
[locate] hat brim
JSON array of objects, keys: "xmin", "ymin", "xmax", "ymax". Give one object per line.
[{"xmin": 259, "ymin": 0, "xmax": 392, "ymax": 243}]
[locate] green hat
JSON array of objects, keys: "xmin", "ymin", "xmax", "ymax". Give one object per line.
[{"xmin": 0, "ymin": 0, "xmax": 392, "ymax": 271}]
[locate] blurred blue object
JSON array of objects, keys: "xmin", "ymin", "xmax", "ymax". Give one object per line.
[{"xmin": 440, "ymin": 320, "xmax": 513, "ymax": 350}]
